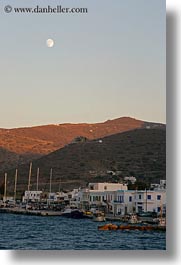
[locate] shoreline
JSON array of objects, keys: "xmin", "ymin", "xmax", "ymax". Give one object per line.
[{"xmin": 0, "ymin": 207, "xmax": 63, "ymax": 216}]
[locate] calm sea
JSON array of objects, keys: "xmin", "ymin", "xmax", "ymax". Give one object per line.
[{"xmin": 0, "ymin": 213, "xmax": 166, "ymax": 250}]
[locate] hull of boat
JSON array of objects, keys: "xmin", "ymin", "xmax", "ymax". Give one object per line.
[{"xmin": 61, "ymin": 210, "xmax": 84, "ymax": 219}]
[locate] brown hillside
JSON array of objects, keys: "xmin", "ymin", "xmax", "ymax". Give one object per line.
[
  {"xmin": 0, "ymin": 117, "xmax": 165, "ymax": 172},
  {"xmin": 0, "ymin": 117, "xmax": 144, "ymax": 153},
  {"xmin": 2, "ymin": 128, "xmax": 166, "ymax": 195}
]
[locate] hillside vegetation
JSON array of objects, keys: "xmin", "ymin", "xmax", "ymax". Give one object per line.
[{"xmin": 1, "ymin": 128, "xmax": 166, "ymax": 195}]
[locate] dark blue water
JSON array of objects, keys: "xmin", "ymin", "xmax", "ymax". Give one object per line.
[{"xmin": 0, "ymin": 213, "xmax": 166, "ymax": 250}]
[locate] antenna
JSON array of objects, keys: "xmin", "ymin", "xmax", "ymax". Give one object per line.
[
  {"xmin": 28, "ymin": 162, "xmax": 32, "ymax": 191},
  {"xmin": 14, "ymin": 169, "xmax": 18, "ymax": 202}
]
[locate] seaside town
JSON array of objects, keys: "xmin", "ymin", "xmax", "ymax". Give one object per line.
[{"xmin": 0, "ymin": 165, "xmax": 166, "ymax": 231}]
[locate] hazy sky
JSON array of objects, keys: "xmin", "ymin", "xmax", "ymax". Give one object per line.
[{"xmin": 0, "ymin": 0, "xmax": 165, "ymax": 128}]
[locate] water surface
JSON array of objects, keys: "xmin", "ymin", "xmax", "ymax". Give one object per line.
[{"xmin": 0, "ymin": 213, "xmax": 166, "ymax": 250}]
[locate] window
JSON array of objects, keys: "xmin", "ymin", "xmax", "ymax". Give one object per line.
[
  {"xmin": 147, "ymin": 195, "xmax": 151, "ymax": 200},
  {"xmin": 157, "ymin": 207, "xmax": 161, "ymax": 212},
  {"xmin": 120, "ymin": 196, "xmax": 124, "ymax": 203},
  {"xmin": 104, "ymin": 186, "xmax": 107, "ymax": 190},
  {"xmin": 139, "ymin": 194, "xmax": 142, "ymax": 199},
  {"xmin": 129, "ymin": 196, "xmax": 132, "ymax": 202},
  {"xmin": 157, "ymin": 195, "xmax": 161, "ymax": 200},
  {"xmin": 138, "ymin": 206, "xmax": 143, "ymax": 212}
]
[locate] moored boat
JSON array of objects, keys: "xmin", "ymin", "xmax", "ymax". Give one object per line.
[
  {"xmin": 61, "ymin": 208, "xmax": 85, "ymax": 219},
  {"xmin": 93, "ymin": 211, "xmax": 106, "ymax": 222},
  {"xmin": 98, "ymin": 223, "xmax": 166, "ymax": 231},
  {"xmin": 128, "ymin": 214, "xmax": 140, "ymax": 224}
]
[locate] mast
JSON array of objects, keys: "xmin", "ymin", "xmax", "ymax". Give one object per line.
[
  {"xmin": 58, "ymin": 177, "xmax": 61, "ymax": 192},
  {"xmin": 36, "ymin": 167, "xmax": 40, "ymax": 191},
  {"xmin": 28, "ymin": 162, "xmax": 32, "ymax": 191},
  {"xmin": 14, "ymin": 169, "xmax": 18, "ymax": 202},
  {"xmin": 50, "ymin": 168, "xmax": 53, "ymax": 193},
  {"xmin": 4, "ymin": 173, "xmax": 7, "ymax": 202}
]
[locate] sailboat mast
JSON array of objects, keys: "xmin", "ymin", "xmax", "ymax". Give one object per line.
[
  {"xmin": 36, "ymin": 167, "xmax": 39, "ymax": 191},
  {"xmin": 50, "ymin": 168, "xmax": 53, "ymax": 193},
  {"xmin": 14, "ymin": 169, "xmax": 18, "ymax": 202},
  {"xmin": 59, "ymin": 177, "xmax": 61, "ymax": 192},
  {"xmin": 28, "ymin": 162, "xmax": 32, "ymax": 191},
  {"xmin": 4, "ymin": 173, "xmax": 7, "ymax": 202}
]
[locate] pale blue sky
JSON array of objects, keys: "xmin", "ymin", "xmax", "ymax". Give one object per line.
[{"xmin": 0, "ymin": 0, "xmax": 165, "ymax": 128}]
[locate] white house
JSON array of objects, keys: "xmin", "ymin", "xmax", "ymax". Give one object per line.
[
  {"xmin": 76, "ymin": 182, "xmax": 166, "ymax": 216},
  {"xmin": 111, "ymin": 190, "xmax": 136, "ymax": 215},
  {"xmin": 88, "ymin": 182, "xmax": 127, "ymax": 192},
  {"xmin": 135, "ymin": 190, "xmax": 166, "ymax": 213},
  {"xmin": 124, "ymin": 176, "xmax": 137, "ymax": 184},
  {"xmin": 22, "ymin": 191, "xmax": 42, "ymax": 203},
  {"xmin": 150, "ymin": 179, "xmax": 166, "ymax": 190},
  {"xmin": 75, "ymin": 182, "xmax": 127, "ymax": 212}
]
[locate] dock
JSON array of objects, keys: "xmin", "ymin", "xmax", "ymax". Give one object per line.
[{"xmin": 0, "ymin": 207, "xmax": 63, "ymax": 216}]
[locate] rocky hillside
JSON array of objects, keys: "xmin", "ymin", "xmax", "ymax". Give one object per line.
[
  {"xmin": 0, "ymin": 117, "xmax": 165, "ymax": 172},
  {"xmin": 1, "ymin": 128, "xmax": 166, "ymax": 195}
]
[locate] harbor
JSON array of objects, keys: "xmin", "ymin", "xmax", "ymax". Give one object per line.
[
  {"xmin": 0, "ymin": 165, "xmax": 166, "ymax": 231},
  {"xmin": 0, "ymin": 212, "xmax": 166, "ymax": 250}
]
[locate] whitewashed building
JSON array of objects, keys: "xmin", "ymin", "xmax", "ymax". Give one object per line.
[
  {"xmin": 135, "ymin": 190, "xmax": 166, "ymax": 214},
  {"xmin": 111, "ymin": 190, "xmax": 136, "ymax": 215},
  {"xmin": 150, "ymin": 179, "xmax": 166, "ymax": 190},
  {"xmin": 124, "ymin": 176, "xmax": 137, "ymax": 184},
  {"xmin": 22, "ymin": 191, "xmax": 42, "ymax": 203},
  {"xmin": 76, "ymin": 182, "xmax": 166, "ymax": 216},
  {"xmin": 76, "ymin": 182, "xmax": 128, "ymax": 211},
  {"xmin": 88, "ymin": 182, "xmax": 127, "ymax": 192}
]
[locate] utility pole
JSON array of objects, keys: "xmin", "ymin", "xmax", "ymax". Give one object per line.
[
  {"xmin": 3, "ymin": 173, "xmax": 7, "ymax": 202},
  {"xmin": 14, "ymin": 169, "xmax": 18, "ymax": 203}
]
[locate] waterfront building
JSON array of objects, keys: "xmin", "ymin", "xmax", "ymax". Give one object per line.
[
  {"xmin": 88, "ymin": 182, "xmax": 127, "ymax": 191},
  {"xmin": 135, "ymin": 190, "xmax": 166, "ymax": 214},
  {"xmin": 76, "ymin": 182, "xmax": 166, "ymax": 216},
  {"xmin": 111, "ymin": 190, "xmax": 136, "ymax": 215},
  {"xmin": 22, "ymin": 191, "xmax": 42, "ymax": 203},
  {"xmin": 76, "ymin": 182, "xmax": 128, "ymax": 212}
]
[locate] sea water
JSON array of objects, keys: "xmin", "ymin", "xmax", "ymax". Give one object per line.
[{"xmin": 0, "ymin": 213, "xmax": 166, "ymax": 250}]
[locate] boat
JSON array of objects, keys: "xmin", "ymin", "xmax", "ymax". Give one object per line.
[
  {"xmin": 83, "ymin": 211, "xmax": 94, "ymax": 219},
  {"xmin": 93, "ymin": 211, "xmax": 106, "ymax": 222},
  {"xmin": 98, "ymin": 223, "xmax": 118, "ymax": 230},
  {"xmin": 98, "ymin": 223, "xmax": 166, "ymax": 231},
  {"xmin": 61, "ymin": 208, "xmax": 85, "ymax": 219},
  {"xmin": 128, "ymin": 214, "xmax": 140, "ymax": 224}
]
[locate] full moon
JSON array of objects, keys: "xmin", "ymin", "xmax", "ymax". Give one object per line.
[{"xmin": 46, "ymin": 39, "xmax": 54, "ymax": 48}]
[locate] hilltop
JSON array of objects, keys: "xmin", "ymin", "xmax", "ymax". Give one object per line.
[
  {"xmin": 0, "ymin": 117, "xmax": 164, "ymax": 171},
  {"xmin": 2, "ymin": 128, "xmax": 166, "ymax": 194}
]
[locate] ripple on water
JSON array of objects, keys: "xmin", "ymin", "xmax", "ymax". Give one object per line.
[{"xmin": 0, "ymin": 213, "xmax": 166, "ymax": 250}]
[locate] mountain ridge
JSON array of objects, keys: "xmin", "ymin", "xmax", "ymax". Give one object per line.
[
  {"xmin": 1, "ymin": 128, "xmax": 166, "ymax": 194},
  {"xmin": 0, "ymin": 117, "xmax": 165, "ymax": 172}
]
